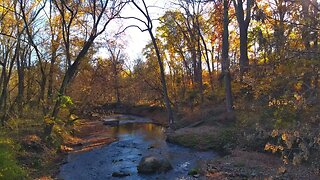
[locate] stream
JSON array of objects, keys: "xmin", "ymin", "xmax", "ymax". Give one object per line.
[{"xmin": 59, "ymin": 115, "xmax": 217, "ymax": 180}]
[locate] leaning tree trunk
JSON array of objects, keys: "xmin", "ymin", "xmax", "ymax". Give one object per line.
[
  {"xmin": 51, "ymin": 39, "xmax": 95, "ymax": 119},
  {"xmin": 200, "ymin": 32, "xmax": 214, "ymax": 93},
  {"xmin": 149, "ymin": 30, "xmax": 174, "ymax": 125}
]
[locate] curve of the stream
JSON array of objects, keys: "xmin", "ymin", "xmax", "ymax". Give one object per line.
[{"xmin": 59, "ymin": 115, "xmax": 217, "ymax": 180}]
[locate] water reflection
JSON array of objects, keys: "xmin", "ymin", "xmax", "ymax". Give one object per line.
[
  {"xmin": 111, "ymin": 123, "xmax": 166, "ymax": 141},
  {"xmin": 60, "ymin": 118, "xmax": 217, "ymax": 180},
  {"xmin": 111, "ymin": 123, "xmax": 167, "ymax": 150}
]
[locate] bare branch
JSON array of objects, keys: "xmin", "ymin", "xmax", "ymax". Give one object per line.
[
  {"xmin": 118, "ymin": 16, "xmax": 148, "ymax": 26},
  {"xmin": 116, "ymin": 24, "xmax": 148, "ymax": 36}
]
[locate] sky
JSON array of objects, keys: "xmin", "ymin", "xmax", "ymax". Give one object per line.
[{"xmin": 98, "ymin": 0, "xmax": 172, "ymax": 63}]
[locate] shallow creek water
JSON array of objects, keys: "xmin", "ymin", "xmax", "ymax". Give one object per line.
[{"xmin": 59, "ymin": 116, "xmax": 217, "ymax": 180}]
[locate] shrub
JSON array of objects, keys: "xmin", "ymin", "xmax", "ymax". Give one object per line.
[{"xmin": 264, "ymin": 127, "xmax": 320, "ymax": 165}]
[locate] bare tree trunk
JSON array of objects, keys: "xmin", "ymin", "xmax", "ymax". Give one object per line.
[
  {"xmin": 39, "ymin": 76, "xmax": 47, "ymax": 113},
  {"xmin": 178, "ymin": 49, "xmax": 193, "ymax": 85},
  {"xmin": 26, "ymin": 51, "xmax": 32, "ymax": 105},
  {"xmin": 47, "ymin": 51, "xmax": 56, "ymax": 104},
  {"xmin": 301, "ymin": 0, "xmax": 311, "ymax": 51},
  {"xmin": 197, "ymin": 32, "xmax": 204, "ymax": 103},
  {"xmin": 0, "ymin": 67, "xmax": 6, "ymax": 115},
  {"xmin": 239, "ymin": 25, "xmax": 249, "ymax": 74},
  {"xmin": 200, "ymin": 30, "xmax": 214, "ymax": 93},
  {"xmin": 0, "ymin": 47, "xmax": 16, "ymax": 125},
  {"xmin": 222, "ymin": 0, "xmax": 233, "ymax": 112},
  {"xmin": 114, "ymin": 62, "xmax": 121, "ymax": 104},
  {"xmin": 16, "ymin": 42, "xmax": 25, "ymax": 114},
  {"xmin": 232, "ymin": 0, "xmax": 252, "ymax": 77}
]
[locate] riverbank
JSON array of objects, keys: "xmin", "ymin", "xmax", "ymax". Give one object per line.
[
  {"xmin": 165, "ymin": 105, "xmax": 320, "ymax": 179},
  {"xmin": 167, "ymin": 124, "xmax": 320, "ymax": 179},
  {"xmin": 80, "ymin": 104, "xmax": 320, "ymax": 179}
]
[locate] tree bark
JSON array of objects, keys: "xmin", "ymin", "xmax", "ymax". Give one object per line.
[
  {"xmin": 239, "ymin": 25, "xmax": 249, "ymax": 73},
  {"xmin": 16, "ymin": 41, "xmax": 25, "ymax": 114},
  {"xmin": 47, "ymin": 51, "xmax": 56, "ymax": 103},
  {"xmin": 196, "ymin": 29, "xmax": 204, "ymax": 103},
  {"xmin": 232, "ymin": 0, "xmax": 252, "ymax": 76},
  {"xmin": 222, "ymin": 0, "xmax": 233, "ymax": 112}
]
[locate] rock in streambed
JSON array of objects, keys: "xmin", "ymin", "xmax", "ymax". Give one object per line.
[{"xmin": 137, "ymin": 155, "xmax": 172, "ymax": 174}]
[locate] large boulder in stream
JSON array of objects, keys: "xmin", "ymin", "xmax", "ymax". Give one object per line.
[{"xmin": 137, "ymin": 155, "xmax": 173, "ymax": 174}]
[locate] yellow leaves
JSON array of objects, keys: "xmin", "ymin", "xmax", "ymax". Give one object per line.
[
  {"xmin": 268, "ymin": 98, "xmax": 290, "ymax": 107},
  {"xmin": 264, "ymin": 143, "xmax": 283, "ymax": 153},
  {"xmin": 294, "ymin": 81, "xmax": 303, "ymax": 91},
  {"xmin": 70, "ymin": 114, "xmax": 78, "ymax": 121},
  {"xmin": 44, "ymin": 117, "xmax": 54, "ymax": 124},
  {"xmin": 282, "ymin": 132, "xmax": 293, "ymax": 149},
  {"xmin": 281, "ymin": 132, "xmax": 288, "ymax": 141},
  {"xmin": 293, "ymin": 93, "xmax": 302, "ymax": 101},
  {"xmin": 271, "ymin": 129, "xmax": 278, "ymax": 137}
]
